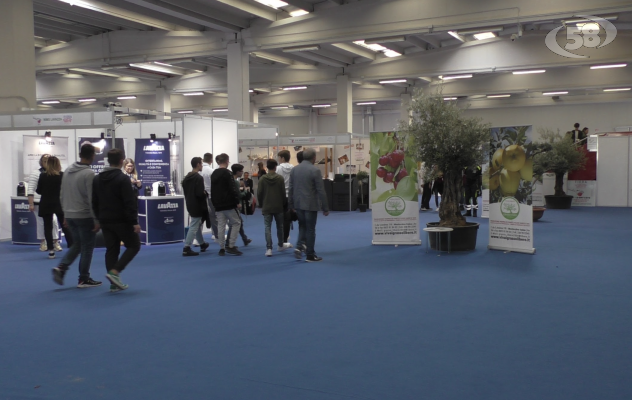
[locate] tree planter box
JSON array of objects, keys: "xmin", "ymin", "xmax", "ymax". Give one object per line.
[
  {"xmin": 426, "ymin": 222, "xmax": 479, "ymax": 251},
  {"xmin": 544, "ymin": 195, "xmax": 573, "ymax": 209}
]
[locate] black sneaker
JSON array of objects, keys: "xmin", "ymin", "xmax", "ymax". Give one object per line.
[
  {"xmin": 52, "ymin": 267, "xmax": 66, "ymax": 285},
  {"xmin": 77, "ymin": 278, "xmax": 103, "ymax": 288},
  {"xmin": 182, "ymin": 247, "xmax": 199, "ymax": 257},
  {"xmin": 225, "ymin": 247, "xmax": 243, "ymax": 256},
  {"xmin": 306, "ymin": 255, "xmax": 323, "ymax": 262},
  {"xmin": 243, "ymin": 238, "xmax": 252, "ymax": 246},
  {"xmin": 218, "ymin": 248, "xmax": 225, "ymax": 256},
  {"xmin": 48, "ymin": 251, "xmax": 55, "ymax": 259},
  {"xmin": 200, "ymin": 242, "xmax": 210, "ymax": 252}
]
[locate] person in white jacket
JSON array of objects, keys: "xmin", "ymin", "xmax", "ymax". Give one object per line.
[
  {"xmin": 276, "ymin": 150, "xmax": 294, "ymax": 247},
  {"xmin": 27, "ymin": 153, "xmax": 61, "ymax": 251}
]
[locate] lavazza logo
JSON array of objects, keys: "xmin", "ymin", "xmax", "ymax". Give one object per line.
[
  {"xmin": 164, "ymin": 217, "xmax": 174, "ymax": 225},
  {"xmin": 545, "ymin": 15, "xmax": 617, "ymax": 58},
  {"xmin": 15, "ymin": 203, "xmax": 30, "ymax": 210},
  {"xmin": 143, "ymin": 144, "xmax": 165, "ymax": 151},
  {"xmin": 157, "ymin": 202, "xmax": 179, "ymax": 210},
  {"xmin": 19, "ymin": 218, "xmax": 29, "ymax": 225}
]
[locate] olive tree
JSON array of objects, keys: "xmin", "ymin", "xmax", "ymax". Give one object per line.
[
  {"xmin": 401, "ymin": 89, "xmax": 490, "ymax": 226},
  {"xmin": 533, "ymin": 128, "xmax": 587, "ymax": 196}
]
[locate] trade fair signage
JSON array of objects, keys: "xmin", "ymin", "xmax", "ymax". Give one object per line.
[
  {"xmin": 567, "ymin": 180, "xmax": 596, "ymax": 206},
  {"xmin": 23, "ymin": 135, "xmax": 69, "ymax": 175},
  {"xmin": 135, "ymin": 138, "xmax": 171, "ymax": 195},
  {"xmin": 78, "ymin": 137, "xmax": 125, "ymax": 174}
]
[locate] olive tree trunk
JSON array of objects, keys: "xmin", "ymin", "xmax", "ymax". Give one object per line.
[
  {"xmin": 554, "ymin": 172, "xmax": 566, "ymax": 196},
  {"xmin": 439, "ymin": 170, "xmax": 467, "ymax": 227}
]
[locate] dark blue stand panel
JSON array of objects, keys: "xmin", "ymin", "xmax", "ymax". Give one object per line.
[
  {"xmin": 139, "ymin": 197, "xmax": 185, "ymax": 245},
  {"xmin": 11, "ymin": 198, "xmax": 39, "ymax": 245}
]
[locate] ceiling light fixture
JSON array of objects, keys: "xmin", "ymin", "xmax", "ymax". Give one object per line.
[
  {"xmin": 458, "ymin": 26, "xmax": 504, "ymax": 35},
  {"xmin": 44, "ymin": 131, "xmax": 52, "ymax": 142},
  {"xmin": 289, "ymin": 10, "xmax": 309, "ymax": 17},
  {"xmin": 543, "ymin": 91, "xmax": 568, "ymax": 96},
  {"xmin": 253, "ymin": 0, "xmax": 288, "ymax": 9},
  {"xmin": 603, "ymin": 88, "xmax": 631, "ymax": 92},
  {"xmin": 168, "ymin": 133, "xmax": 173, "ymax": 142},
  {"xmin": 129, "ymin": 63, "xmax": 178, "ymax": 74},
  {"xmin": 149, "ymin": 133, "xmax": 156, "ymax": 142},
  {"xmin": 78, "ymin": 98, "xmax": 96, "ymax": 102},
  {"xmin": 282, "ymin": 45, "xmax": 320, "ymax": 52},
  {"xmin": 563, "ymin": 14, "xmax": 618, "ymax": 25},
  {"xmin": 590, "ymin": 63, "xmax": 627, "ymax": 69},
  {"xmin": 282, "ymin": 86, "xmax": 308, "ymax": 91},
  {"xmin": 364, "ymin": 36, "xmax": 406, "ymax": 44},
  {"xmin": 154, "ymin": 61, "xmax": 173, "ymax": 67},
  {"xmin": 213, "ymin": 108, "xmax": 228, "ymax": 112},
  {"xmin": 356, "ymin": 102, "xmax": 376, "ymax": 105},
  {"xmin": 117, "ymin": 96, "xmax": 137, "ymax": 100},
  {"xmin": 443, "ymin": 97, "xmax": 458, "ymax": 101},
  {"xmin": 512, "ymin": 69, "xmax": 546, "ymax": 75},
  {"xmin": 487, "ymin": 94, "xmax": 511, "ymax": 98},
  {"xmin": 311, "ymin": 104, "xmax": 331, "ymax": 108},
  {"xmin": 271, "ymin": 106, "xmax": 290, "ymax": 109},
  {"xmin": 473, "ymin": 32, "xmax": 496, "ymax": 40},
  {"xmin": 251, "ymin": 53, "xmax": 292, "ymax": 65},
  {"xmin": 42, "ymin": 100, "xmax": 60, "ymax": 104},
  {"xmin": 68, "ymin": 68, "xmax": 121, "ymax": 78},
  {"xmin": 353, "ymin": 41, "xmax": 402, "ymax": 57},
  {"xmin": 249, "ymin": 90, "xmax": 254, "ymax": 93},
  {"xmin": 177, "ymin": 110, "xmax": 194, "ymax": 114},
  {"xmin": 441, "ymin": 74, "xmax": 473, "ymax": 80},
  {"xmin": 183, "ymin": 92, "xmax": 204, "ymax": 96},
  {"xmin": 448, "ymin": 31, "xmax": 465, "ymax": 42},
  {"xmin": 379, "ymin": 79, "xmax": 407, "ymax": 84}
]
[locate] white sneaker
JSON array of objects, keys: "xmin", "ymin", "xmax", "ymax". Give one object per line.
[
  {"xmin": 39, "ymin": 241, "xmax": 47, "ymax": 252},
  {"xmin": 265, "ymin": 249, "xmax": 272, "ymax": 257},
  {"xmin": 277, "ymin": 243, "xmax": 293, "ymax": 251},
  {"xmin": 54, "ymin": 241, "xmax": 63, "ymax": 252}
]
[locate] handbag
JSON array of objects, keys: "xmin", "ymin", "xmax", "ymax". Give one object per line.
[{"xmin": 290, "ymin": 210, "xmax": 298, "ymax": 221}]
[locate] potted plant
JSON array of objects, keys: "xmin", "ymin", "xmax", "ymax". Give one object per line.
[
  {"xmin": 402, "ymin": 88, "xmax": 490, "ymax": 251},
  {"xmin": 356, "ymin": 170, "xmax": 369, "ymax": 212},
  {"xmin": 533, "ymin": 128, "xmax": 587, "ymax": 209}
]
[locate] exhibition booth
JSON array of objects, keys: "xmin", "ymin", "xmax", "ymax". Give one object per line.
[{"xmin": 0, "ymin": 108, "xmax": 278, "ymax": 245}]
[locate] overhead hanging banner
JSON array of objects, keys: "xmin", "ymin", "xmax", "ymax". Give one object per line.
[
  {"xmin": 78, "ymin": 137, "xmax": 126, "ymax": 174},
  {"xmin": 23, "ymin": 135, "xmax": 69, "ymax": 177},
  {"xmin": 488, "ymin": 126, "xmax": 535, "ymax": 254},
  {"xmin": 370, "ymin": 132, "xmax": 421, "ymax": 245},
  {"xmin": 135, "ymin": 138, "xmax": 171, "ymax": 196}
]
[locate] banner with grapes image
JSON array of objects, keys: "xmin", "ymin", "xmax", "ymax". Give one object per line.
[
  {"xmin": 370, "ymin": 132, "xmax": 421, "ymax": 245},
  {"xmin": 487, "ymin": 126, "xmax": 535, "ymax": 254}
]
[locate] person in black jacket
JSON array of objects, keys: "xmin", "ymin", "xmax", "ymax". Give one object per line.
[
  {"xmin": 92, "ymin": 148, "xmax": 141, "ymax": 292},
  {"xmin": 36, "ymin": 156, "xmax": 74, "ymax": 259},
  {"xmin": 463, "ymin": 165, "xmax": 482, "ymax": 217},
  {"xmin": 182, "ymin": 157, "xmax": 210, "ymax": 257},
  {"xmin": 210, "ymin": 153, "xmax": 242, "ymax": 256}
]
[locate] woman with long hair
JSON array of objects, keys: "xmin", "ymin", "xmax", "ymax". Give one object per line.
[
  {"xmin": 123, "ymin": 158, "xmax": 142, "ymax": 197},
  {"xmin": 36, "ymin": 156, "xmax": 73, "ymax": 259}
]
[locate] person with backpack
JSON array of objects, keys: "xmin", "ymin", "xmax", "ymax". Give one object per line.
[{"xmin": 258, "ymin": 159, "xmax": 289, "ymax": 257}]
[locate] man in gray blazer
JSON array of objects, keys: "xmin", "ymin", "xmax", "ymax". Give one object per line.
[{"xmin": 288, "ymin": 148, "xmax": 330, "ymax": 262}]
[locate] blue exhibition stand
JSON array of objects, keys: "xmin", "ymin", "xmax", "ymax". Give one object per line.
[
  {"xmin": 11, "ymin": 197, "xmax": 39, "ymax": 245},
  {"xmin": 138, "ymin": 196, "xmax": 185, "ymax": 245}
]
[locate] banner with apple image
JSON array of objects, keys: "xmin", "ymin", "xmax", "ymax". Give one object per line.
[
  {"xmin": 370, "ymin": 132, "xmax": 421, "ymax": 245},
  {"xmin": 488, "ymin": 126, "xmax": 536, "ymax": 254}
]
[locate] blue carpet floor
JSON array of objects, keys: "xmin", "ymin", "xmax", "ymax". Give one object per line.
[{"xmin": 1, "ymin": 205, "xmax": 631, "ymax": 400}]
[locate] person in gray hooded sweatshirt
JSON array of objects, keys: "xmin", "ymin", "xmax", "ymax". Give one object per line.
[{"xmin": 52, "ymin": 144, "xmax": 102, "ymax": 288}]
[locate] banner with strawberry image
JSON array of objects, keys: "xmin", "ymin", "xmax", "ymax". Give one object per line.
[
  {"xmin": 370, "ymin": 132, "xmax": 421, "ymax": 245},
  {"xmin": 488, "ymin": 126, "xmax": 536, "ymax": 254}
]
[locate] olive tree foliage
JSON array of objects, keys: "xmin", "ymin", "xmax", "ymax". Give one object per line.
[
  {"xmin": 401, "ymin": 88, "xmax": 490, "ymax": 226},
  {"xmin": 533, "ymin": 128, "xmax": 587, "ymax": 196}
]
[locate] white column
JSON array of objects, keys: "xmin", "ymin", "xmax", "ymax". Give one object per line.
[
  {"xmin": 336, "ymin": 75, "xmax": 352, "ymax": 134},
  {"xmin": 400, "ymin": 93, "xmax": 412, "ymax": 125},
  {"xmin": 227, "ymin": 41, "xmax": 250, "ymax": 122},
  {"xmin": 0, "ymin": 0, "xmax": 36, "ymax": 112},
  {"xmin": 250, "ymin": 102, "xmax": 259, "ymax": 123},
  {"xmin": 156, "ymin": 87, "xmax": 171, "ymax": 119}
]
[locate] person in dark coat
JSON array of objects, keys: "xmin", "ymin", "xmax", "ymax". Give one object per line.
[
  {"xmin": 463, "ymin": 165, "xmax": 482, "ymax": 217},
  {"xmin": 182, "ymin": 157, "xmax": 210, "ymax": 257},
  {"xmin": 36, "ymin": 156, "xmax": 74, "ymax": 259},
  {"xmin": 92, "ymin": 148, "xmax": 141, "ymax": 292},
  {"xmin": 210, "ymin": 153, "xmax": 242, "ymax": 256},
  {"xmin": 258, "ymin": 159, "xmax": 289, "ymax": 256},
  {"xmin": 226, "ymin": 164, "xmax": 252, "ymax": 247}
]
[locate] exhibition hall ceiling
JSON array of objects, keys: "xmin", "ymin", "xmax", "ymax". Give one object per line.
[{"xmin": 32, "ymin": 0, "xmax": 632, "ymax": 114}]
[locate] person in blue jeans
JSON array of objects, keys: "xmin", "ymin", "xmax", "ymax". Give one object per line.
[
  {"xmin": 52, "ymin": 143, "xmax": 102, "ymax": 288},
  {"xmin": 257, "ymin": 159, "xmax": 289, "ymax": 257},
  {"xmin": 288, "ymin": 148, "xmax": 330, "ymax": 262},
  {"xmin": 182, "ymin": 157, "xmax": 210, "ymax": 256}
]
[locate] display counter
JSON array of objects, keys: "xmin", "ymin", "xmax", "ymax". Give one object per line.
[
  {"xmin": 11, "ymin": 196, "xmax": 38, "ymax": 245},
  {"xmin": 138, "ymin": 196, "xmax": 185, "ymax": 245}
]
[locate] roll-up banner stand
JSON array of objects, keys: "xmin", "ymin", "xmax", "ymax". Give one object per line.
[
  {"xmin": 135, "ymin": 138, "xmax": 171, "ymax": 195},
  {"xmin": 78, "ymin": 137, "xmax": 126, "ymax": 174},
  {"xmin": 23, "ymin": 135, "xmax": 69, "ymax": 174},
  {"xmin": 488, "ymin": 126, "xmax": 535, "ymax": 254},
  {"xmin": 370, "ymin": 132, "xmax": 421, "ymax": 245}
]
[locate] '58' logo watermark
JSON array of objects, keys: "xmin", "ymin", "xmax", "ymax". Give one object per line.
[{"xmin": 545, "ymin": 15, "xmax": 617, "ymax": 58}]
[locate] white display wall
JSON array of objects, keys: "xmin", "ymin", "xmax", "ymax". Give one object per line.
[{"xmin": 597, "ymin": 135, "xmax": 631, "ymax": 207}]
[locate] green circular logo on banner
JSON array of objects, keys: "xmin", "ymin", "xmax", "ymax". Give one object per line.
[
  {"xmin": 500, "ymin": 197, "xmax": 520, "ymax": 220},
  {"xmin": 385, "ymin": 196, "xmax": 406, "ymax": 216}
]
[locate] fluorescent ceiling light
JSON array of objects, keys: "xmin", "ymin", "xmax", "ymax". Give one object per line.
[
  {"xmin": 42, "ymin": 100, "xmax": 60, "ymax": 104},
  {"xmin": 116, "ymin": 113, "xmax": 129, "ymax": 117},
  {"xmin": 213, "ymin": 108, "xmax": 228, "ymax": 112},
  {"xmin": 283, "ymin": 45, "xmax": 320, "ymax": 52},
  {"xmin": 311, "ymin": 104, "xmax": 331, "ymax": 108},
  {"xmin": 251, "ymin": 53, "xmax": 292, "ymax": 64},
  {"xmin": 353, "ymin": 40, "xmax": 401, "ymax": 58},
  {"xmin": 448, "ymin": 31, "xmax": 465, "ymax": 42},
  {"xmin": 443, "ymin": 97, "xmax": 458, "ymax": 101},
  {"xmin": 487, "ymin": 94, "xmax": 511, "ymax": 98},
  {"xmin": 512, "ymin": 69, "xmax": 546, "ymax": 75},
  {"xmin": 441, "ymin": 74, "xmax": 473, "ymax": 80},
  {"xmin": 590, "ymin": 63, "xmax": 627, "ymax": 69},
  {"xmin": 364, "ymin": 36, "xmax": 406, "ymax": 44},
  {"xmin": 289, "ymin": 10, "xmax": 309, "ymax": 17},
  {"xmin": 178, "ymin": 110, "xmax": 194, "ymax": 114},
  {"xmin": 603, "ymin": 88, "xmax": 631, "ymax": 92},
  {"xmin": 154, "ymin": 61, "xmax": 173, "ymax": 67},
  {"xmin": 253, "ymin": 0, "xmax": 288, "ymax": 9},
  {"xmin": 117, "ymin": 96, "xmax": 136, "ymax": 100},
  {"xmin": 473, "ymin": 32, "xmax": 496, "ymax": 40},
  {"xmin": 576, "ymin": 22, "xmax": 600, "ymax": 31},
  {"xmin": 78, "ymin": 98, "xmax": 96, "ymax": 102},
  {"xmin": 283, "ymin": 86, "xmax": 307, "ymax": 91},
  {"xmin": 356, "ymin": 102, "xmax": 376, "ymax": 105},
  {"xmin": 183, "ymin": 92, "xmax": 204, "ymax": 96},
  {"xmin": 68, "ymin": 68, "xmax": 121, "ymax": 78},
  {"xmin": 543, "ymin": 91, "xmax": 568, "ymax": 95},
  {"xmin": 271, "ymin": 106, "xmax": 289, "ymax": 109},
  {"xmin": 129, "ymin": 63, "xmax": 178, "ymax": 74},
  {"xmin": 383, "ymin": 50, "xmax": 402, "ymax": 58},
  {"xmin": 563, "ymin": 14, "xmax": 618, "ymax": 24},
  {"xmin": 379, "ymin": 79, "xmax": 407, "ymax": 84}
]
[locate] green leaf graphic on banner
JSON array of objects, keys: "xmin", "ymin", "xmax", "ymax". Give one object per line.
[
  {"xmin": 370, "ymin": 153, "xmax": 378, "ymax": 191},
  {"xmin": 375, "ymin": 189, "xmax": 396, "ymax": 203},
  {"xmin": 395, "ymin": 176, "xmax": 418, "ymax": 201}
]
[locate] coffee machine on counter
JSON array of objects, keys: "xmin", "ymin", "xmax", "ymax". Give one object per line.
[{"xmin": 152, "ymin": 181, "xmax": 166, "ymax": 196}]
